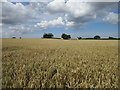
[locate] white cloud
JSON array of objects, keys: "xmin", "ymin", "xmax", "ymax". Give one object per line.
[
  {"xmin": 0, "ymin": 0, "xmax": 119, "ymax": 2},
  {"xmin": 2, "ymin": 2, "xmax": 31, "ymax": 24},
  {"xmin": 1, "ymin": 1, "xmax": 46, "ymax": 24},
  {"xmin": 66, "ymin": 1, "xmax": 93, "ymax": 18},
  {"xmin": 103, "ymin": 12, "xmax": 118, "ymax": 24},
  {"xmin": 2, "ymin": 0, "xmax": 118, "ymax": 26},
  {"xmin": 35, "ymin": 17, "xmax": 64, "ymax": 30},
  {"xmin": 46, "ymin": 0, "xmax": 66, "ymax": 14},
  {"xmin": 65, "ymin": 1, "xmax": 97, "ymax": 26},
  {"xmin": 46, "ymin": 0, "xmax": 117, "ymax": 29},
  {"xmin": 46, "ymin": 0, "xmax": 97, "ymax": 28},
  {"xmin": 0, "ymin": 23, "xmax": 3, "ymax": 27},
  {"xmin": 66, "ymin": 21, "xmax": 75, "ymax": 27},
  {"xmin": 9, "ymin": 25, "xmax": 34, "ymax": 35}
]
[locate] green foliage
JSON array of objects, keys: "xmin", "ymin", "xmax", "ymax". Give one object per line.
[
  {"xmin": 108, "ymin": 36, "xmax": 117, "ymax": 40},
  {"xmin": 94, "ymin": 35, "xmax": 101, "ymax": 39},
  {"xmin": 77, "ymin": 37, "xmax": 82, "ymax": 40},
  {"xmin": 43, "ymin": 33, "xmax": 54, "ymax": 38},
  {"xmin": 61, "ymin": 33, "xmax": 71, "ymax": 39}
]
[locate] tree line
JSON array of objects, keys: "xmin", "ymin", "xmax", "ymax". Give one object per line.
[
  {"xmin": 12, "ymin": 33, "xmax": 119, "ymax": 40},
  {"xmin": 42, "ymin": 33, "xmax": 119, "ymax": 40}
]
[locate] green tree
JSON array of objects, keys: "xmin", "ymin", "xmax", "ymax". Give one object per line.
[
  {"xmin": 109, "ymin": 36, "xmax": 115, "ymax": 39},
  {"xmin": 43, "ymin": 33, "xmax": 54, "ymax": 38},
  {"xmin": 61, "ymin": 33, "xmax": 71, "ymax": 39},
  {"xmin": 94, "ymin": 35, "xmax": 101, "ymax": 39},
  {"xmin": 12, "ymin": 36, "xmax": 16, "ymax": 39},
  {"xmin": 77, "ymin": 37, "xmax": 82, "ymax": 40}
]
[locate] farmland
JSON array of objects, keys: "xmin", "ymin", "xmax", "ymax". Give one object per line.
[{"xmin": 2, "ymin": 38, "xmax": 118, "ymax": 88}]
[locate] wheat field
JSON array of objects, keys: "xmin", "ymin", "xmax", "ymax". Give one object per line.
[{"xmin": 2, "ymin": 38, "xmax": 118, "ymax": 88}]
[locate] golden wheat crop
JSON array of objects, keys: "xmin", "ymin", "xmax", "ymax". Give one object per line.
[{"xmin": 2, "ymin": 38, "xmax": 118, "ymax": 88}]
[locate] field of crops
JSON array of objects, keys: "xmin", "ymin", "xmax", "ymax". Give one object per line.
[{"xmin": 2, "ymin": 38, "xmax": 118, "ymax": 88}]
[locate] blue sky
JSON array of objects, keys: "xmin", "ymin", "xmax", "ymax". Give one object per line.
[{"xmin": 1, "ymin": 0, "xmax": 119, "ymax": 38}]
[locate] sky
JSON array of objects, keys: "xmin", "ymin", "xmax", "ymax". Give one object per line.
[{"xmin": 0, "ymin": 0, "xmax": 119, "ymax": 38}]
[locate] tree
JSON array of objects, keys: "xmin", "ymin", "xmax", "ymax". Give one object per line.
[
  {"xmin": 77, "ymin": 37, "xmax": 82, "ymax": 40},
  {"xmin": 108, "ymin": 36, "xmax": 115, "ymax": 39},
  {"xmin": 12, "ymin": 36, "xmax": 16, "ymax": 39},
  {"xmin": 43, "ymin": 33, "xmax": 53, "ymax": 38},
  {"xmin": 61, "ymin": 33, "xmax": 71, "ymax": 39},
  {"xmin": 61, "ymin": 34, "xmax": 66, "ymax": 39},
  {"xmin": 94, "ymin": 35, "xmax": 101, "ymax": 39}
]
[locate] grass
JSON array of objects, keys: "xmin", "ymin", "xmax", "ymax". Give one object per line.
[{"xmin": 2, "ymin": 38, "xmax": 118, "ymax": 88}]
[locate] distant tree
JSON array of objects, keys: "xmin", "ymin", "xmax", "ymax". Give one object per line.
[
  {"xmin": 61, "ymin": 33, "xmax": 71, "ymax": 39},
  {"xmin": 61, "ymin": 34, "xmax": 66, "ymax": 39},
  {"xmin": 43, "ymin": 33, "xmax": 53, "ymax": 38},
  {"xmin": 77, "ymin": 37, "xmax": 82, "ymax": 40},
  {"xmin": 12, "ymin": 37, "xmax": 16, "ymax": 39},
  {"xmin": 94, "ymin": 35, "xmax": 101, "ymax": 39},
  {"xmin": 108, "ymin": 36, "xmax": 116, "ymax": 39},
  {"xmin": 20, "ymin": 37, "xmax": 22, "ymax": 39}
]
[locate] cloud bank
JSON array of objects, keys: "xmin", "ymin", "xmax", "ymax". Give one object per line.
[{"xmin": 37, "ymin": 0, "xmax": 118, "ymax": 29}]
